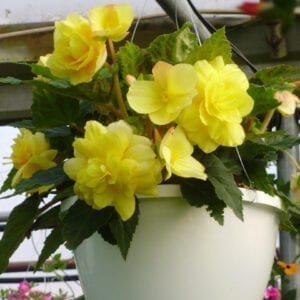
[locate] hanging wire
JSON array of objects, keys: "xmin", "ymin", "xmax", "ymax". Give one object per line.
[
  {"xmin": 235, "ymin": 147, "xmax": 254, "ymax": 190},
  {"xmin": 174, "ymin": 2, "xmax": 179, "ymax": 30},
  {"xmin": 184, "ymin": 0, "xmax": 201, "ymax": 44},
  {"xmin": 30, "ymin": 232, "xmax": 77, "ymax": 296},
  {"xmin": 130, "ymin": 0, "xmax": 148, "ymax": 43},
  {"xmin": 186, "ymin": 0, "xmax": 258, "ymax": 73}
]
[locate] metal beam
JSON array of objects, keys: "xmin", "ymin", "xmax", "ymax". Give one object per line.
[
  {"xmin": 278, "ymin": 115, "xmax": 300, "ymax": 298},
  {"xmin": 155, "ymin": 0, "xmax": 211, "ymax": 42}
]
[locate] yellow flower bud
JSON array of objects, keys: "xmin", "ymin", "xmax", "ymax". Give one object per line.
[
  {"xmin": 274, "ymin": 90, "xmax": 300, "ymax": 117},
  {"xmin": 159, "ymin": 126, "xmax": 207, "ymax": 181},
  {"xmin": 88, "ymin": 4, "xmax": 134, "ymax": 42}
]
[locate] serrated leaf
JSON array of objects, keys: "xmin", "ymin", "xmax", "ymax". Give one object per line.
[
  {"xmin": 246, "ymin": 131, "xmax": 300, "ymax": 153},
  {"xmin": 109, "ymin": 203, "xmax": 139, "ymax": 259},
  {"xmin": 244, "ymin": 159, "xmax": 275, "ymax": 194},
  {"xmin": 0, "ymin": 195, "xmax": 41, "ymax": 273},
  {"xmin": 0, "ymin": 168, "xmax": 16, "ymax": 194},
  {"xmin": 62, "ymin": 200, "xmax": 114, "ymax": 250},
  {"xmin": 279, "ymin": 210, "xmax": 297, "ymax": 233},
  {"xmin": 30, "ymin": 64, "xmax": 57, "ymax": 80},
  {"xmin": 181, "ymin": 179, "xmax": 225, "ymax": 225},
  {"xmin": 253, "ymin": 65, "xmax": 300, "ymax": 85},
  {"xmin": 98, "ymin": 224, "xmax": 117, "ymax": 245},
  {"xmin": 32, "ymin": 206, "xmax": 61, "ymax": 230},
  {"xmin": 15, "ymin": 164, "xmax": 68, "ymax": 194},
  {"xmin": 283, "ymin": 288, "xmax": 297, "ymax": 300},
  {"xmin": 117, "ymin": 42, "xmax": 146, "ymax": 78},
  {"xmin": 32, "ymin": 86, "xmax": 79, "ymax": 128},
  {"xmin": 0, "ymin": 77, "xmax": 23, "ymax": 85},
  {"xmin": 184, "ymin": 27, "xmax": 232, "ymax": 64},
  {"xmin": 9, "ymin": 119, "xmax": 35, "ymax": 130},
  {"xmin": 203, "ymin": 154, "xmax": 243, "ymax": 220},
  {"xmin": 146, "ymin": 23, "xmax": 198, "ymax": 64},
  {"xmin": 35, "ymin": 227, "xmax": 64, "ymax": 270},
  {"xmin": 248, "ymin": 84, "xmax": 279, "ymax": 116}
]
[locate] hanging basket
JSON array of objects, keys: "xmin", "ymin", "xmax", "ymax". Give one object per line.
[{"xmin": 74, "ymin": 184, "xmax": 281, "ymax": 300}]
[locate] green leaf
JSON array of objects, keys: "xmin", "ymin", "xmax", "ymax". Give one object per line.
[
  {"xmin": 0, "ymin": 77, "xmax": 23, "ymax": 85},
  {"xmin": 253, "ymin": 65, "xmax": 300, "ymax": 85},
  {"xmin": 9, "ymin": 119, "xmax": 35, "ymax": 131},
  {"xmin": 32, "ymin": 206, "xmax": 61, "ymax": 230},
  {"xmin": 30, "ymin": 64, "xmax": 57, "ymax": 80},
  {"xmin": 279, "ymin": 210, "xmax": 297, "ymax": 233},
  {"xmin": 184, "ymin": 27, "xmax": 232, "ymax": 64},
  {"xmin": 245, "ymin": 131, "xmax": 300, "ymax": 153},
  {"xmin": 214, "ymin": 147, "xmax": 242, "ymax": 176},
  {"xmin": 245, "ymin": 160, "xmax": 275, "ymax": 195},
  {"xmin": 31, "ymin": 86, "xmax": 79, "ymax": 128},
  {"xmin": 0, "ymin": 195, "xmax": 41, "ymax": 273},
  {"xmin": 0, "ymin": 168, "xmax": 16, "ymax": 194},
  {"xmin": 43, "ymin": 253, "xmax": 67, "ymax": 273},
  {"xmin": 35, "ymin": 227, "xmax": 64, "ymax": 270},
  {"xmin": 146, "ymin": 23, "xmax": 198, "ymax": 64},
  {"xmin": 15, "ymin": 164, "xmax": 68, "ymax": 194},
  {"xmin": 248, "ymin": 84, "xmax": 279, "ymax": 116},
  {"xmin": 203, "ymin": 154, "xmax": 243, "ymax": 220},
  {"xmin": 181, "ymin": 179, "xmax": 225, "ymax": 225},
  {"xmin": 62, "ymin": 200, "xmax": 114, "ymax": 250},
  {"xmin": 283, "ymin": 288, "xmax": 297, "ymax": 300},
  {"xmin": 117, "ymin": 42, "xmax": 146, "ymax": 78},
  {"xmin": 109, "ymin": 203, "xmax": 139, "ymax": 259}
]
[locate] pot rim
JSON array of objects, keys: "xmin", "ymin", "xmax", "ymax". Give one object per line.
[{"xmin": 139, "ymin": 184, "xmax": 282, "ymax": 210}]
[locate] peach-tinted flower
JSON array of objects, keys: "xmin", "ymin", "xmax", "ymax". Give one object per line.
[
  {"xmin": 159, "ymin": 126, "xmax": 207, "ymax": 180},
  {"xmin": 64, "ymin": 120, "xmax": 162, "ymax": 220},
  {"xmin": 88, "ymin": 4, "xmax": 134, "ymax": 41},
  {"xmin": 47, "ymin": 13, "xmax": 107, "ymax": 85},
  {"xmin": 274, "ymin": 90, "xmax": 300, "ymax": 117},
  {"xmin": 127, "ymin": 61, "xmax": 198, "ymax": 125},
  {"xmin": 10, "ymin": 129, "xmax": 57, "ymax": 193},
  {"xmin": 177, "ymin": 56, "xmax": 254, "ymax": 153}
]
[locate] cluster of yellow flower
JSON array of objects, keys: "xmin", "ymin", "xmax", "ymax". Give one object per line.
[
  {"xmin": 41, "ymin": 4, "xmax": 133, "ymax": 85},
  {"xmin": 8, "ymin": 3, "xmax": 300, "ymax": 223}
]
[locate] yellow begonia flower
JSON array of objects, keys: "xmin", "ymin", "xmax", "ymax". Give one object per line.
[
  {"xmin": 127, "ymin": 61, "xmax": 198, "ymax": 125},
  {"xmin": 274, "ymin": 90, "xmax": 300, "ymax": 117},
  {"xmin": 46, "ymin": 13, "xmax": 107, "ymax": 85},
  {"xmin": 63, "ymin": 120, "xmax": 162, "ymax": 221},
  {"xmin": 277, "ymin": 260, "xmax": 300, "ymax": 276},
  {"xmin": 159, "ymin": 126, "xmax": 207, "ymax": 181},
  {"xmin": 10, "ymin": 129, "xmax": 57, "ymax": 193},
  {"xmin": 177, "ymin": 56, "xmax": 254, "ymax": 153},
  {"xmin": 88, "ymin": 4, "xmax": 134, "ymax": 42}
]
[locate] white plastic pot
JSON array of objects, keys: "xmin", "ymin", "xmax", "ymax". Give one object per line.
[{"xmin": 74, "ymin": 185, "xmax": 281, "ymax": 300}]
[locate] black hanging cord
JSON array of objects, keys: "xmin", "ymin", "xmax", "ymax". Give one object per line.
[{"xmin": 186, "ymin": 0, "xmax": 258, "ymax": 73}]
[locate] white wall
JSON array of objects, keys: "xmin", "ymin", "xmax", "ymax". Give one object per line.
[{"xmin": 0, "ymin": 0, "xmax": 257, "ymax": 25}]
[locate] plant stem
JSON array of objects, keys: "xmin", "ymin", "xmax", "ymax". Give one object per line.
[
  {"xmin": 260, "ymin": 109, "xmax": 275, "ymax": 133},
  {"xmin": 108, "ymin": 39, "xmax": 128, "ymax": 118},
  {"xmin": 38, "ymin": 197, "xmax": 62, "ymax": 215},
  {"xmin": 70, "ymin": 123, "xmax": 84, "ymax": 135}
]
